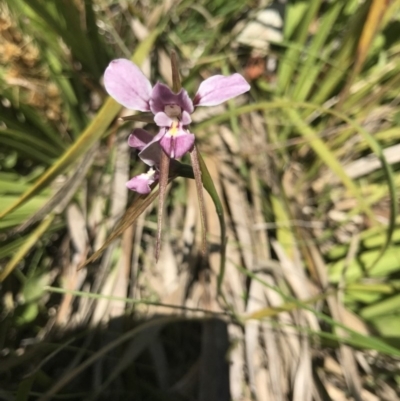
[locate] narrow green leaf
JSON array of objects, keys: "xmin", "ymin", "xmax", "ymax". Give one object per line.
[
  {"xmin": 291, "ymin": 1, "xmax": 343, "ymax": 101},
  {"xmin": 197, "ymin": 152, "xmax": 226, "ymax": 294},
  {"xmin": 0, "ymin": 214, "xmax": 55, "ymax": 282},
  {"xmin": 361, "ymin": 293, "xmax": 400, "ymax": 320},
  {"xmin": 278, "ymin": 0, "xmax": 323, "ymax": 94},
  {"xmin": 0, "ymin": 128, "xmax": 60, "ymax": 158},
  {"xmin": 310, "ymin": 1, "xmax": 370, "ymax": 104}
]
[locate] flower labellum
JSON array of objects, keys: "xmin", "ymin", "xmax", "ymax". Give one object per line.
[{"xmin": 126, "ymin": 168, "xmax": 158, "ymax": 195}]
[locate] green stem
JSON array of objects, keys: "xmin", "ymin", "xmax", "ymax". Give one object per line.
[{"xmin": 197, "ymin": 152, "xmax": 226, "ymax": 295}]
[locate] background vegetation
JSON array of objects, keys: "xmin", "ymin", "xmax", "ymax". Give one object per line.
[{"xmin": 1, "ymin": 0, "xmax": 400, "ymax": 400}]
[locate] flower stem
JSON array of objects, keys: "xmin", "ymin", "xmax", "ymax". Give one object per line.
[
  {"xmin": 170, "ymin": 51, "xmax": 181, "ymax": 93},
  {"xmin": 156, "ymin": 151, "xmax": 170, "ymax": 261},
  {"xmin": 190, "ymin": 146, "xmax": 207, "ymax": 256}
]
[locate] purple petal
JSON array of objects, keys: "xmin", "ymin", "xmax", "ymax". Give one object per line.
[
  {"xmin": 128, "ymin": 128, "xmax": 154, "ymax": 150},
  {"xmin": 160, "ymin": 130, "xmax": 195, "ymax": 159},
  {"xmin": 150, "ymin": 83, "xmax": 194, "ymax": 114},
  {"xmin": 126, "ymin": 169, "xmax": 157, "ymax": 194},
  {"xmin": 193, "ymin": 73, "xmax": 250, "ymax": 107},
  {"xmin": 104, "ymin": 59, "xmax": 152, "ymax": 111}
]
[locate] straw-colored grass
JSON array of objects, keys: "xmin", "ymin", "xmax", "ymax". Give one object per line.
[{"xmin": 1, "ymin": 0, "xmax": 400, "ymax": 400}]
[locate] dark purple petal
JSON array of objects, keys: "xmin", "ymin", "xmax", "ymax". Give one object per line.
[
  {"xmin": 128, "ymin": 128, "xmax": 154, "ymax": 150},
  {"xmin": 126, "ymin": 169, "xmax": 157, "ymax": 194},
  {"xmin": 150, "ymin": 83, "xmax": 194, "ymax": 114},
  {"xmin": 138, "ymin": 142, "xmax": 161, "ymax": 166},
  {"xmin": 138, "ymin": 128, "xmax": 167, "ymax": 166},
  {"xmin": 104, "ymin": 59, "xmax": 152, "ymax": 111},
  {"xmin": 160, "ymin": 129, "xmax": 195, "ymax": 159},
  {"xmin": 193, "ymin": 73, "xmax": 250, "ymax": 107}
]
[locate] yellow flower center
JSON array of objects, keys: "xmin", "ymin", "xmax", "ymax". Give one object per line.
[{"xmin": 168, "ymin": 120, "xmax": 179, "ymax": 136}]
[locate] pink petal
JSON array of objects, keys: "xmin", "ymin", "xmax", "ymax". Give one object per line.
[
  {"xmin": 193, "ymin": 73, "xmax": 250, "ymax": 107},
  {"xmin": 160, "ymin": 130, "xmax": 195, "ymax": 159},
  {"xmin": 150, "ymin": 83, "xmax": 194, "ymax": 114},
  {"xmin": 154, "ymin": 110, "xmax": 191, "ymax": 127},
  {"xmin": 128, "ymin": 128, "xmax": 154, "ymax": 150},
  {"xmin": 154, "ymin": 112, "xmax": 173, "ymax": 127},
  {"xmin": 181, "ymin": 110, "xmax": 191, "ymax": 125},
  {"xmin": 126, "ymin": 170, "xmax": 157, "ymax": 194},
  {"xmin": 104, "ymin": 59, "xmax": 152, "ymax": 111}
]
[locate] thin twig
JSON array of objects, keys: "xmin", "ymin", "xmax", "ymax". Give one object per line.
[{"xmin": 156, "ymin": 151, "xmax": 170, "ymax": 261}]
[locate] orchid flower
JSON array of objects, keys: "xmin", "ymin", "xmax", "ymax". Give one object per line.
[
  {"xmin": 104, "ymin": 58, "xmax": 250, "ymax": 160},
  {"xmin": 104, "ymin": 53, "xmax": 250, "ymax": 260}
]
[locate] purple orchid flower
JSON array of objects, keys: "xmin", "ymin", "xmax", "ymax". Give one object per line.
[{"xmin": 104, "ymin": 58, "xmax": 250, "ymax": 160}]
